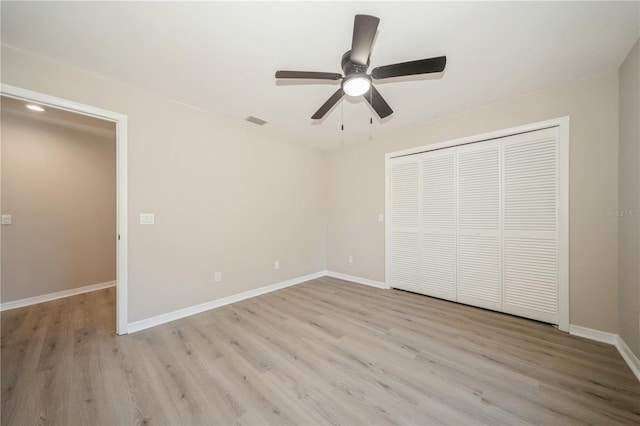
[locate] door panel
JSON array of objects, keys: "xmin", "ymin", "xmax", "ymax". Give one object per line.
[
  {"xmin": 456, "ymin": 141, "xmax": 502, "ymax": 311},
  {"xmin": 420, "ymin": 150, "xmax": 456, "ymax": 300},
  {"xmin": 390, "ymin": 158, "xmax": 420, "ymax": 292},
  {"xmin": 502, "ymin": 128, "xmax": 559, "ymax": 322}
]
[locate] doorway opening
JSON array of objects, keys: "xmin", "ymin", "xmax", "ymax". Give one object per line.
[{"xmin": 0, "ymin": 84, "xmax": 128, "ymax": 334}]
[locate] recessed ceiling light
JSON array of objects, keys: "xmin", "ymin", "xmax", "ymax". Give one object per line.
[{"xmin": 26, "ymin": 104, "xmax": 45, "ymax": 112}]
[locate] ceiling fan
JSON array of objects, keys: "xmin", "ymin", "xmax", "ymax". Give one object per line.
[{"xmin": 275, "ymin": 14, "xmax": 447, "ymax": 120}]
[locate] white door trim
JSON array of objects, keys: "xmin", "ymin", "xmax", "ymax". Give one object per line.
[
  {"xmin": 385, "ymin": 117, "xmax": 570, "ymax": 332},
  {"xmin": 1, "ymin": 83, "xmax": 129, "ymax": 335}
]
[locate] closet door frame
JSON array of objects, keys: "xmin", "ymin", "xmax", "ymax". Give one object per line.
[{"xmin": 385, "ymin": 117, "xmax": 570, "ymax": 332}]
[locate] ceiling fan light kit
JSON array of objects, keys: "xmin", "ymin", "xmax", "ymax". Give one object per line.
[
  {"xmin": 342, "ymin": 74, "xmax": 371, "ymax": 97},
  {"xmin": 275, "ymin": 14, "xmax": 447, "ymax": 121}
]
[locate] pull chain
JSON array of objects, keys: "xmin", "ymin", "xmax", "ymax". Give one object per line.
[
  {"xmin": 340, "ymin": 100, "xmax": 345, "ymax": 146},
  {"xmin": 368, "ymin": 88, "xmax": 373, "ymax": 140},
  {"xmin": 369, "ymin": 88, "xmax": 373, "ymax": 125}
]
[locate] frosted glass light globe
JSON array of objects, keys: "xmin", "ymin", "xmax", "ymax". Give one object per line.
[{"xmin": 343, "ymin": 76, "xmax": 371, "ymax": 97}]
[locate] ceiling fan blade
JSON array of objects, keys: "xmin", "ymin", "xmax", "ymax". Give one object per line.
[
  {"xmin": 364, "ymin": 85, "xmax": 393, "ymax": 119},
  {"xmin": 275, "ymin": 71, "xmax": 342, "ymax": 80},
  {"xmin": 311, "ymin": 88, "xmax": 344, "ymax": 119},
  {"xmin": 350, "ymin": 14, "xmax": 380, "ymax": 66},
  {"xmin": 371, "ymin": 56, "xmax": 447, "ymax": 80}
]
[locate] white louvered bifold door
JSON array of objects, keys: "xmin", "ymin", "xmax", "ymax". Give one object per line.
[
  {"xmin": 388, "ymin": 126, "xmax": 562, "ymax": 325},
  {"xmin": 390, "ymin": 156, "xmax": 421, "ymax": 293},
  {"xmin": 420, "ymin": 149, "xmax": 457, "ymax": 301},
  {"xmin": 456, "ymin": 140, "xmax": 502, "ymax": 311},
  {"xmin": 502, "ymin": 128, "xmax": 559, "ymax": 324}
]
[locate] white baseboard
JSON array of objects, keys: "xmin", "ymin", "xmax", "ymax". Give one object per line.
[
  {"xmin": 615, "ymin": 335, "xmax": 640, "ymax": 382},
  {"xmin": 569, "ymin": 324, "xmax": 618, "ymax": 344},
  {"xmin": 128, "ymin": 271, "xmax": 325, "ymax": 333},
  {"xmin": 0, "ymin": 280, "xmax": 116, "ymax": 311},
  {"xmin": 570, "ymin": 324, "xmax": 640, "ymax": 382},
  {"xmin": 325, "ymin": 270, "xmax": 389, "ymax": 289}
]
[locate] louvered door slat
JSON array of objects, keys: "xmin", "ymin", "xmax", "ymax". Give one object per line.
[
  {"xmin": 421, "ymin": 234, "xmax": 456, "ymax": 300},
  {"xmin": 503, "ymin": 237, "xmax": 558, "ymax": 323},
  {"xmin": 391, "ymin": 160, "xmax": 419, "ymax": 229},
  {"xmin": 457, "ymin": 235, "xmax": 501, "ymax": 308},
  {"xmin": 391, "ymin": 232, "xmax": 420, "ymax": 292},
  {"xmin": 456, "ymin": 141, "xmax": 502, "ymax": 311},
  {"xmin": 504, "ymin": 135, "xmax": 557, "ymax": 232},
  {"xmin": 420, "ymin": 150, "xmax": 456, "ymax": 301}
]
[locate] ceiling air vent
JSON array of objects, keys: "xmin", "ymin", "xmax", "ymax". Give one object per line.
[{"xmin": 246, "ymin": 116, "xmax": 267, "ymax": 126}]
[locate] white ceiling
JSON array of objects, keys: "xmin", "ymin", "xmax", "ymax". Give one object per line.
[{"xmin": 2, "ymin": 1, "xmax": 638, "ymax": 149}]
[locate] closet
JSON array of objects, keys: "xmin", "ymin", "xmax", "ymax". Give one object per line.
[{"xmin": 389, "ymin": 126, "xmax": 561, "ymax": 324}]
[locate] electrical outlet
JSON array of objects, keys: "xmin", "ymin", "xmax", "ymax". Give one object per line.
[
  {"xmin": 348, "ymin": 255, "xmax": 353, "ymax": 264},
  {"xmin": 274, "ymin": 261, "xmax": 280, "ymax": 270},
  {"xmin": 214, "ymin": 272, "xmax": 222, "ymax": 282},
  {"xmin": 1, "ymin": 215, "xmax": 12, "ymax": 225}
]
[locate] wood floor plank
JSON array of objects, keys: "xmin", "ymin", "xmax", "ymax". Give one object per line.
[
  {"xmin": 228, "ymin": 303, "xmax": 378, "ymax": 425},
  {"xmin": 2, "ymin": 276, "xmax": 639, "ymax": 425}
]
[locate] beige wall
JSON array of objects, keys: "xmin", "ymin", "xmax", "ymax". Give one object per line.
[
  {"xmin": 0, "ymin": 44, "xmax": 625, "ymax": 335},
  {"xmin": 1, "ymin": 112, "xmax": 116, "ymax": 301},
  {"xmin": 1, "ymin": 46, "xmax": 327, "ymax": 322},
  {"xmin": 327, "ymin": 71, "xmax": 620, "ymax": 333},
  {"xmin": 618, "ymin": 39, "xmax": 640, "ymax": 357}
]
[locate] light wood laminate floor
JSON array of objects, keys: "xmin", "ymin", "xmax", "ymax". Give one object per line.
[{"xmin": 2, "ymin": 277, "xmax": 639, "ymax": 425}]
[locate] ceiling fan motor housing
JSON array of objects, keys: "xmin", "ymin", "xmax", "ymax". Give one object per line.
[{"xmin": 341, "ymin": 50, "xmax": 369, "ymax": 76}]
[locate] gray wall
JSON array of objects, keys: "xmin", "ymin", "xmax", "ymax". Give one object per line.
[
  {"xmin": 1, "ymin": 112, "xmax": 116, "ymax": 301},
  {"xmin": 618, "ymin": 39, "xmax": 640, "ymax": 358}
]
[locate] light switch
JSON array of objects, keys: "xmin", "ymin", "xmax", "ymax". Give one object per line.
[
  {"xmin": 1, "ymin": 215, "xmax": 12, "ymax": 225},
  {"xmin": 140, "ymin": 213, "xmax": 155, "ymax": 225},
  {"xmin": 378, "ymin": 214, "xmax": 384, "ymax": 222}
]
